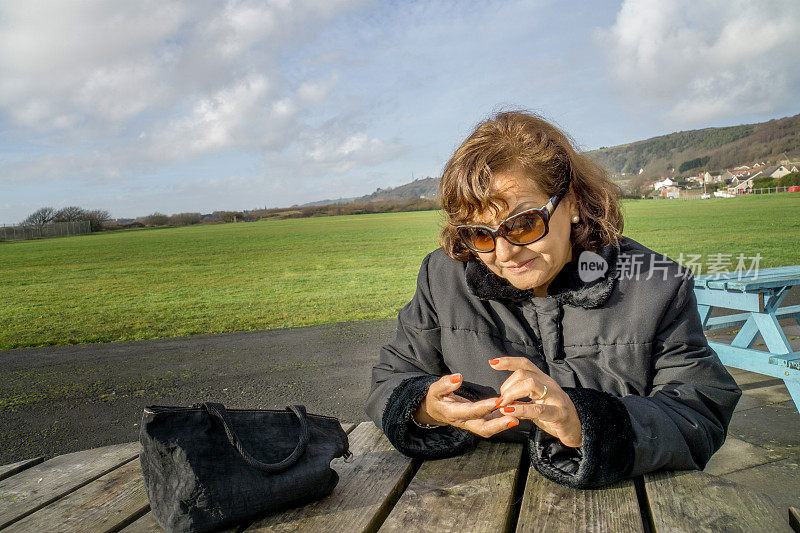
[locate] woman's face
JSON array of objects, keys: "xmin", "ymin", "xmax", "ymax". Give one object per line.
[{"xmin": 471, "ymin": 168, "xmax": 578, "ymax": 296}]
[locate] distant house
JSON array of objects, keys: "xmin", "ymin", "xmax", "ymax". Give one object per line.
[
  {"xmin": 653, "ymin": 177, "xmax": 674, "ymax": 190},
  {"xmin": 723, "ymin": 168, "xmax": 749, "ymax": 181},
  {"xmin": 728, "ymin": 177, "xmax": 753, "ymax": 195},
  {"xmin": 747, "ymin": 170, "xmax": 764, "ymax": 180},
  {"xmin": 651, "ymin": 185, "xmax": 680, "ymax": 199},
  {"xmin": 767, "ymin": 165, "xmax": 793, "ymax": 179},
  {"xmin": 693, "ymin": 170, "xmax": 723, "ymax": 184}
]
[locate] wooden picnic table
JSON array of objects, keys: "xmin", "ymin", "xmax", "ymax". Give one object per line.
[
  {"xmin": 0, "ymin": 422, "xmax": 791, "ymax": 532},
  {"xmin": 694, "ymin": 265, "xmax": 800, "ymax": 411}
]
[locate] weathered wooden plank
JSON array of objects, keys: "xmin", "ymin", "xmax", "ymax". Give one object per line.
[
  {"xmin": 0, "ymin": 442, "xmax": 139, "ymax": 529},
  {"xmin": 119, "ymin": 512, "xmax": 163, "ymax": 533},
  {"xmin": 244, "ymin": 421, "xmax": 416, "ymax": 532},
  {"xmin": 517, "ymin": 470, "xmax": 642, "ymax": 532},
  {"xmin": 4, "ymin": 459, "xmax": 149, "ymax": 532},
  {"xmin": 380, "ymin": 440, "xmax": 524, "ymax": 533},
  {"xmin": 644, "ymin": 470, "xmax": 790, "ymax": 532},
  {"xmin": 0, "ymin": 457, "xmax": 44, "ymax": 482},
  {"xmin": 119, "ymin": 511, "xmax": 240, "ymax": 533}
]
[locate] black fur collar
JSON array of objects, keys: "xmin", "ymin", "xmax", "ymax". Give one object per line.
[{"xmin": 464, "ymin": 239, "xmax": 620, "ymax": 308}]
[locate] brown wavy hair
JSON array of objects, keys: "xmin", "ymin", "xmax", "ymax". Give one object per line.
[{"xmin": 438, "ymin": 110, "xmax": 624, "ymax": 262}]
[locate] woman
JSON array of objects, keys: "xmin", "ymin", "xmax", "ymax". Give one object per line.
[{"xmin": 364, "ymin": 111, "xmax": 741, "ymax": 489}]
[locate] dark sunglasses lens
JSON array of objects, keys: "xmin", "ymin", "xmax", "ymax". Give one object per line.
[
  {"xmin": 505, "ymin": 212, "xmax": 546, "ymax": 245},
  {"xmin": 459, "ymin": 227, "xmax": 495, "ymax": 252}
]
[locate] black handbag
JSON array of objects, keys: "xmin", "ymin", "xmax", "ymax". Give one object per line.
[{"xmin": 139, "ymin": 402, "xmax": 353, "ymax": 533}]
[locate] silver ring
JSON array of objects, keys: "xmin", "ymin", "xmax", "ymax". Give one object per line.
[{"xmin": 535, "ymin": 385, "xmax": 548, "ymax": 402}]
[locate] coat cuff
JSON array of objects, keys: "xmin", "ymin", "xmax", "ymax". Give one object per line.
[
  {"xmin": 528, "ymin": 387, "xmax": 635, "ymax": 489},
  {"xmin": 382, "ymin": 375, "xmax": 486, "ymax": 460}
]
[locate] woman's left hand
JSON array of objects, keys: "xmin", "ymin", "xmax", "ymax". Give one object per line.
[{"xmin": 490, "ymin": 356, "xmax": 583, "ymax": 447}]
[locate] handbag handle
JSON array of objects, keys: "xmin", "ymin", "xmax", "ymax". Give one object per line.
[{"xmin": 202, "ymin": 402, "xmax": 310, "ymax": 473}]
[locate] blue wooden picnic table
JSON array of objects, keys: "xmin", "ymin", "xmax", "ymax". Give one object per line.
[{"xmin": 694, "ymin": 265, "xmax": 800, "ymax": 411}]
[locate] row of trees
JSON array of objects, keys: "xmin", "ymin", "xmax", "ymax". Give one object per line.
[
  {"xmin": 678, "ymin": 156, "xmax": 711, "ymax": 173},
  {"xmin": 21, "ymin": 206, "xmax": 110, "ymax": 232},
  {"xmin": 251, "ymin": 197, "xmax": 441, "ymax": 220},
  {"xmin": 140, "ymin": 212, "xmax": 202, "ymax": 227}
]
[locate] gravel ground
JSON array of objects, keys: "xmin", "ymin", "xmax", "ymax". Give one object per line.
[{"xmin": 0, "ymin": 318, "xmax": 397, "ymax": 464}]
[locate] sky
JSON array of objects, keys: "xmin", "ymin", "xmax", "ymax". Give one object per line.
[{"xmin": 2, "ymin": 0, "xmax": 799, "ymax": 224}]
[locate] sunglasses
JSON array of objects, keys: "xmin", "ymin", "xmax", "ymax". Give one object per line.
[{"xmin": 455, "ymin": 188, "xmax": 568, "ymax": 253}]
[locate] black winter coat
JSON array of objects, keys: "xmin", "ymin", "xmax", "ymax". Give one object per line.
[{"xmin": 364, "ymin": 236, "xmax": 741, "ymax": 489}]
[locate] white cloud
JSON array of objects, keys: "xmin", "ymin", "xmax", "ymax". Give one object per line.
[
  {"xmin": 0, "ymin": 0, "xmax": 372, "ymax": 168},
  {"xmin": 0, "ymin": 1, "xmax": 187, "ymax": 131},
  {"xmin": 297, "ymin": 73, "xmax": 339, "ymax": 103},
  {"xmin": 298, "ymin": 124, "xmax": 406, "ymax": 174},
  {"xmin": 145, "ymin": 75, "xmax": 280, "ymax": 159},
  {"xmin": 597, "ymin": 0, "xmax": 800, "ymax": 125}
]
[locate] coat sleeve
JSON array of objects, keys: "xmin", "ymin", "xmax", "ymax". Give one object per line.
[
  {"xmin": 364, "ymin": 253, "xmax": 495, "ymax": 459},
  {"xmin": 528, "ymin": 272, "xmax": 742, "ymax": 489},
  {"xmin": 620, "ymin": 271, "xmax": 742, "ymax": 476}
]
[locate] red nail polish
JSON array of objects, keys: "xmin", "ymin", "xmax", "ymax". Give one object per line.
[
  {"xmin": 494, "ymin": 396, "xmax": 504, "ymax": 409},
  {"xmin": 507, "ymin": 419, "xmax": 519, "ymax": 428},
  {"xmin": 488, "ymin": 358, "xmax": 500, "ymax": 365},
  {"xmin": 450, "ymin": 374, "xmax": 462, "ymax": 384},
  {"xmin": 503, "ymin": 406, "xmax": 515, "ymax": 413}
]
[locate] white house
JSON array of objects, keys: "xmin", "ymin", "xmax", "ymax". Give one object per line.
[
  {"xmin": 653, "ymin": 177, "xmax": 674, "ymax": 190},
  {"xmin": 768, "ymin": 165, "xmax": 793, "ymax": 179},
  {"xmin": 728, "ymin": 177, "xmax": 753, "ymax": 195}
]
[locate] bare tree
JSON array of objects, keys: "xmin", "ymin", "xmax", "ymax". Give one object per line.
[
  {"xmin": 54, "ymin": 206, "xmax": 86, "ymax": 222},
  {"xmin": 21, "ymin": 207, "xmax": 55, "ymax": 229},
  {"xmin": 85, "ymin": 209, "xmax": 111, "ymax": 231},
  {"xmin": 144, "ymin": 212, "xmax": 169, "ymax": 226},
  {"xmin": 168, "ymin": 212, "xmax": 201, "ymax": 226}
]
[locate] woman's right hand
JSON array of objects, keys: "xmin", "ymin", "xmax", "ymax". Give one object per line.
[{"xmin": 412, "ymin": 373, "xmax": 518, "ymax": 438}]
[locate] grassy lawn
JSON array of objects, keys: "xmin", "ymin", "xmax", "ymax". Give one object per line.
[{"xmin": 2, "ymin": 194, "xmax": 798, "ymax": 350}]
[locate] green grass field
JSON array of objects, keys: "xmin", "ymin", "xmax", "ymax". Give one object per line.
[{"xmin": 2, "ymin": 194, "xmax": 799, "ymax": 350}]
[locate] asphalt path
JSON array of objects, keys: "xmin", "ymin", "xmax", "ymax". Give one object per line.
[
  {"xmin": 3, "ymin": 287, "xmax": 797, "ymax": 464},
  {"xmin": 0, "ymin": 319, "xmax": 397, "ymax": 464}
]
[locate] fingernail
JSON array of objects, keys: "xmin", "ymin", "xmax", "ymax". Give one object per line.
[
  {"xmin": 450, "ymin": 374, "xmax": 462, "ymax": 384},
  {"xmin": 488, "ymin": 358, "xmax": 500, "ymax": 365},
  {"xmin": 507, "ymin": 419, "xmax": 519, "ymax": 428},
  {"xmin": 493, "ymin": 396, "xmax": 504, "ymax": 409},
  {"xmin": 503, "ymin": 406, "xmax": 515, "ymax": 413}
]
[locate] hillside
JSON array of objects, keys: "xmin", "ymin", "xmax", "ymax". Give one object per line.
[
  {"xmin": 588, "ymin": 113, "xmax": 800, "ymax": 180},
  {"xmin": 300, "ymin": 113, "xmax": 800, "ymax": 206},
  {"xmin": 300, "ymin": 176, "xmax": 439, "ymax": 206}
]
